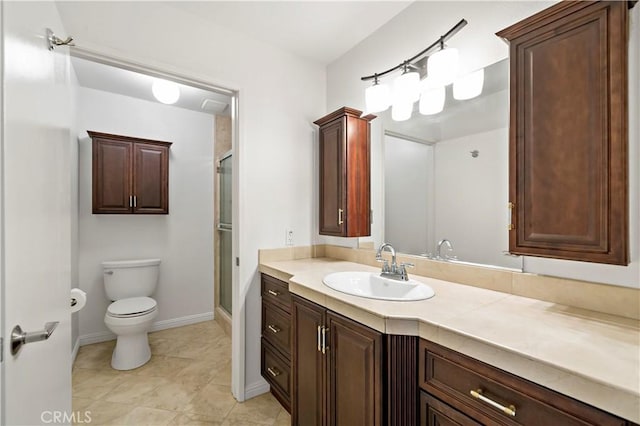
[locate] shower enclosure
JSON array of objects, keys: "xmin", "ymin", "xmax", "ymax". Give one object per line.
[{"xmin": 218, "ymin": 152, "xmax": 233, "ymax": 314}]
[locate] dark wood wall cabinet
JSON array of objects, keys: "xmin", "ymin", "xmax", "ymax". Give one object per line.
[
  {"xmin": 419, "ymin": 339, "xmax": 628, "ymax": 426},
  {"xmin": 260, "ymin": 274, "xmax": 292, "ymax": 412},
  {"xmin": 89, "ymin": 131, "xmax": 171, "ymax": 214},
  {"xmin": 314, "ymin": 107, "xmax": 375, "ymax": 237},
  {"xmin": 497, "ymin": 1, "xmax": 630, "ymax": 265}
]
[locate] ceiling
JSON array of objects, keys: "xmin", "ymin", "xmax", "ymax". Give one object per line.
[
  {"xmin": 164, "ymin": 1, "xmax": 413, "ymax": 65},
  {"xmin": 71, "ymin": 2, "xmax": 413, "ymax": 114}
]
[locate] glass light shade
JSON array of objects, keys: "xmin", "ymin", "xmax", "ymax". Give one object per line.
[
  {"xmin": 365, "ymin": 82, "xmax": 391, "ymax": 113},
  {"xmin": 419, "ymin": 86, "xmax": 445, "ymax": 116},
  {"xmin": 453, "ymin": 68, "xmax": 485, "ymax": 100},
  {"xmin": 152, "ymin": 79, "xmax": 180, "ymax": 104},
  {"xmin": 427, "ymin": 47, "xmax": 459, "ymax": 86},
  {"xmin": 391, "ymin": 100, "xmax": 413, "ymax": 121},
  {"xmin": 393, "ymin": 71, "xmax": 420, "ymax": 104}
]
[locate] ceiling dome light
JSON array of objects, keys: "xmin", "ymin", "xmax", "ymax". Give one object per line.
[
  {"xmin": 453, "ymin": 68, "xmax": 485, "ymax": 100},
  {"xmin": 365, "ymin": 78, "xmax": 391, "ymax": 113},
  {"xmin": 427, "ymin": 47, "xmax": 459, "ymax": 87},
  {"xmin": 419, "ymin": 86, "xmax": 445, "ymax": 116},
  {"xmin": 152, "ymin": 79, "xmax": 180, "ymax": 104},
  {"xmin": 393, "ymin": 69, "xmax": 420, "ymax": 104}
]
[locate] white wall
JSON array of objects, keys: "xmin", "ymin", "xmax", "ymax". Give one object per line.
[
  {"xmin": 328, "ymin": 1, "xmax": 640, "ymax": 288},
  {"xmin": 76, "ymin": 86, "xmax": 215, "ymax": 340},
  {"xmin": 56, "ymin": 1, "xmax": 326, "ymax": 396}
]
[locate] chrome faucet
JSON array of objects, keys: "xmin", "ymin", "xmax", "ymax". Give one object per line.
[
  {"xmin": 436, "ymin": 239, "xmax": 454, "ymax": 260},
  {"xmin": 375, "ymin": 243, "xmax": 413, "ymax": 281}
]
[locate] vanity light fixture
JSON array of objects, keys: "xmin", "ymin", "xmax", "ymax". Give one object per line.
[
  {"xmin": 152, "ymin": 78, "xmax": 180, "ymax": 105},
  {"xmin": 361, "ymin": 19, "xmax": 484, "ymax": 121}
]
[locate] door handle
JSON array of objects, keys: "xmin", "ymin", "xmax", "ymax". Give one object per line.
[{"xmin": 10, "ymin": 322, "xmax": 59, "ymax": 356}]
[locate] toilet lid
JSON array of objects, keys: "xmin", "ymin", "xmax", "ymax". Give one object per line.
[{"xmin": 107, "ymin": 297, "xmax": 157, "ymax": 318}]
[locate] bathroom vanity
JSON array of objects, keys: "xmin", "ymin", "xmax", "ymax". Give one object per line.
[{"xmin": 259, "ymin": 248, "xmax": 640, "ymax": 426}]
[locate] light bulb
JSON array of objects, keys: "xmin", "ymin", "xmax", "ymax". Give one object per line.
[
  {"xmin": 365, "ymin": 81, "xmax": 391, "ymax": 113},
  {"xmin": 453, "ymin": 68, "xmax": 485, "ymax": 100},
  {"xmin": 391, "ymin": 100, "xmax": 413, "ymax": 121},
  {"xmin": 393, "ymin": 71, "xmax": 420, "ymax": 104},
  {"xmin": 152, "ymin": 79, "xmax": 180, "ymax": 104},
  {"xmin": 427, "ymin": 47, "xmax": 459, "ymax": 87},
  {"xmin": 419, "ymin": 86, "xmax": 445, "ymax": 115}
]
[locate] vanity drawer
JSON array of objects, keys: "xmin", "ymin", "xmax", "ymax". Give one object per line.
[
  {"xmin": 261, "ymin": 337, "xmax": 291, "ymax": 413},
  {"xmin": 261, "ymin": 274, "xmax": 291, "ymax": 314},
  {"xmin": 421, "ymin": 392, "xmax": 481, "ymax": 426},
  {"xmin": 261, "ymin": 302, "xmax": 291, "ymax": 359},
  {"xmin": 419, "ymin": 340, "xmax": 625, "ymax": 426}
]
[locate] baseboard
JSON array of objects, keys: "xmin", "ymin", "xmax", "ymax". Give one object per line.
[
  {"xmin": 78, "ymin": 311, "xmax": 215, "ymax": 347},
  {"xmin": 244, "ymin": 378, "xmax": 270, "ymax": 400},
  {"xmin": 72, "ymin": 337, "xmax": 80, "ymax": 365}
]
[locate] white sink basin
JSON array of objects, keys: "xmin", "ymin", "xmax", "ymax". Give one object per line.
[{"xmin": 322, "ymin": 271, "xmax": 435, "ymax": 301}]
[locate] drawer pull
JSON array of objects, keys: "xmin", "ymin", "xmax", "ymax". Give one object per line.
[
  {"xmin": 267, "ymin": 324, "xmax": 281, "ymax": 333},
  {"xmin": 317, "ymin": 326, "xmax": 322, "ymax": 351},
  {"xmin": 267, "ymin": 289, "xmax": 280, "ymax": 297},
  {"xmin": 470, "ymin": 389, "xmax": 516, "ymax": 417},
  {"xmin": 267, "ymin": 367, "xmax": 281, "ymax": 377},
  {"xmin": 321, "ymin": 326, "xmax": 328, "ymax": 354}
]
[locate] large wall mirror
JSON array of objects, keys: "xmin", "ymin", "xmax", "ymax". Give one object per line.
[{"xmin": 369, "ymin": 59, "xmax": 522, "ymax": 271}]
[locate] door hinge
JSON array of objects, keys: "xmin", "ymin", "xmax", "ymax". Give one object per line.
[{"xmin": 235, "ymin": 257, "xmax": 240, "ymax": 266}]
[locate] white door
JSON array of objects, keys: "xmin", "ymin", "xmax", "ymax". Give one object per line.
[{"xmin": 2, "ymin": 2, "xmax": 73, "ymax": 425}]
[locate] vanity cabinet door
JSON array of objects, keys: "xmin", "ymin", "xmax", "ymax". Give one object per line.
[
  {"xmin": 292, "ymin": 295, "xmax": 326, "ymax": 426},
  {"xmin": 314, "ymin": 107, "xmax": 375, "ymax": 237},
  {"xmin": 497, "ymin": 1, "xmax": 629, "ymax": 265},
  {"xmin": 420, "ymin": 392, "xmax": 481, "ymax": 426},
  {"xmin": 327, "ymin": 311, "xmax": 382, "ymax": 426}
]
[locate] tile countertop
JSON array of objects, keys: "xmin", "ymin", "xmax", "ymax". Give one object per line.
[{"xmin": 258, "ymin": 257, "xmax": 640, "ymax": 423}]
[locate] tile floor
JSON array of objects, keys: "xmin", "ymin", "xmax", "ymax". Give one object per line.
[{"xmin": 73, "ymin": 321, "xmax": 290, "ymax": 425}]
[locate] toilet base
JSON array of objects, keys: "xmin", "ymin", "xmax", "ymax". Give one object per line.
[{"xmin": 111, "ymin": 333, "xmax": 152, "ymax": 370}]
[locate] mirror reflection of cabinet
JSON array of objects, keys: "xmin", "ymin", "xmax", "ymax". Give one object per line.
[
  {"xmin": 498, "ymin": 1, "xmax": 630, "ymax": 265},
  {"xmin": 314, "ymin": 107, "xmax": 375, "ymax": 237},
  {"xmin": 90, "ymin": 131, "xmax": 171, "ymax": 214}
]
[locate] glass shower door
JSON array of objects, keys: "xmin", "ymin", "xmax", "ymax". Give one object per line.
[{"xmin": 218, "ymin": 153, "xmax": 232, "ymax": 314}]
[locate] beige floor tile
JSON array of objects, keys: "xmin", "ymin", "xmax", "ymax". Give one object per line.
[
  {"xmin": 208, "ymin": 360, "xmax": 231, "ymax": 386},
  {"xmin": 183, "ymin": 384, "xmax": 237, "ymax": 418},
  {"xmin": 83, "ymin": 400, "xmax": 136, "ymax": 425},
  {"xmin": 172, "ymin": 359, "xmax": 219, "ymax": 388},
  {"xmin": 134, "ymin": 355, "xmax": 194, "ymax": 378},
  {"xmin": 72, "ymin": 397, "xmax": 94, "ymax": 412},
  {"xmin": 273, "ymin": 409, "xmax": 291, "ymax": 426},
  {"xmin": 73, "ymin": 369, "xmax": 134, "ymax": 400},
  {"xmin": 169, "ymin": 412, "xmax": 224, "ymax": 426},
  {"xmin": 113, "ymin": 406, "xmax": 178, "ymax": 426},
  {"xmin": 74, "ymin": 342, "xmax": 116, "ymax": 370},
  {"xmin": 138, "ymin": 379, "xmax": 202, "ymax": 412},
  {"xmin": 102, "ymin": 375, "xmax": 169, "ymax": 405},
  {"xmin": 224, "ymin": 393, "xmax": 282, "ymax": 425}
]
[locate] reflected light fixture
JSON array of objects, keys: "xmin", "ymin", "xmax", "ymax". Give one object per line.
[
  {"xmin": 152, "ymin": 79, "xmax": 180, "ymax": 105},
  {"xmin": 453, "ymin": 68, "xmax": 485, "ymax": 100},
  {"xmin": 362, "ymin": 19, "xmax": 483, "ymax": 121}
]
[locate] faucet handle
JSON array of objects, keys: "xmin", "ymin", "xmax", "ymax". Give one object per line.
[
  {"xmin": 398, "ymin": 262, "xmax": 414, "ymax": 281},
  {"xmin": 400, "ymin": 262, "xmax": 414, "ymax": 268}
]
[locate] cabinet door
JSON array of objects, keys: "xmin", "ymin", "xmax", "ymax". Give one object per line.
[
  {"xmin": 421, "ymin": 393, "xmax": 481, "ymax": 426},
  {"xmin": 498, "ymin": 1, "xmax": 629, "ymax": 264},
  {"xmin": 133, "ymin": 142, "xmax": 169, "ymax": 214},
  {"xmin": 327, "ymin": 311, "xmax": 382, "ymax": 426},
  {"xmin": 291, "ymin": 295, "xmax": 325, "ymax": 426},
  {"xmin": 92, "ymin": 138, "xmax": 132, "ymax": 214},
  {"xmin": 319, "ymin": 118, "xmax": 346, "ymax": 236}
]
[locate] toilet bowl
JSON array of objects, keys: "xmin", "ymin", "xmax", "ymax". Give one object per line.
[
  {"xmin": 104, "ymin": 296, "xmax": 158, "ymax": 370},
  {"xmin": 102, "ymin": 259, "xmax": 160, "ymax": 370}
]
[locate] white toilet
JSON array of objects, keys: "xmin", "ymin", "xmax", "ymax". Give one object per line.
[{"xmin": 103, "ymin": 258, "xmax": 160, "ymax": 370}]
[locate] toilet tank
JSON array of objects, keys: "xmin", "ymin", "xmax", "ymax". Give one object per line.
[{"xmin": 102, "ymin": 259, "xmax": 161, "ymax": 301}]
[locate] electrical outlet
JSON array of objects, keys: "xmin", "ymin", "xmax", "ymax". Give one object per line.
[{"xmin": 285, "ymin": 228, "xmax": 294, "ymax": 246}]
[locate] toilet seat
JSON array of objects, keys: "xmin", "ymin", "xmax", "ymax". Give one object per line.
[{"xmin": 107, "ymin": 297, "xmax": 157, "ymax": 318}]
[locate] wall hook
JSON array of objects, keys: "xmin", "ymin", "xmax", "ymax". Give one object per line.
[
  {"xmin": 470, "ymin": 150, "xmax": 479, "ymax": 158},
  {"xmin": 46, "ymin": 28, "xmax": 75, "ymax": 51}
]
